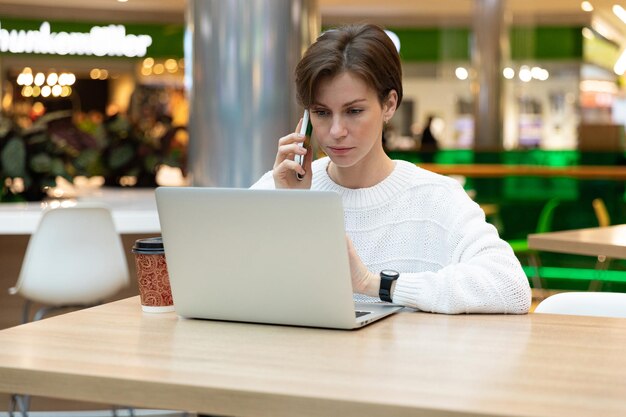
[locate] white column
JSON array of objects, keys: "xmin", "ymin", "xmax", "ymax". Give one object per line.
[
  {"xmin": 472, "ymin": 0, "xmax": 505, "ymax": 150},
  {"xmin": 186, "ymin": 0, "xmax": 319, "ymax": 187}
]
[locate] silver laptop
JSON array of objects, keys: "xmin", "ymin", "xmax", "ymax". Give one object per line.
[{"xmin": 155, "ymin": 187, "xmax": 403, "ymax": 329}]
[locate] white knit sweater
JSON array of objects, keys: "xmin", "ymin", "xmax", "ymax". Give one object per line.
[{"xmin": 251, "ymin": 157, "xmax": 531, "ymax": 314}]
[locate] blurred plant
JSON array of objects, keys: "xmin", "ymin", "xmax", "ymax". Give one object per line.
[
  {"xmin": 1, "ymin": 109, "xmax": 187, "ymax": 201},
  {"xmin": 0, "ymin": 111, "xmax": 84, "ymax": 202},
  {"xmin": 99, "ymin": 113, "xmax": 187, "ymax": 187}
]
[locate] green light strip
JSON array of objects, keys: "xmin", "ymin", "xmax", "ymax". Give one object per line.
[{"xmin": 523, "ymin": 265, "xmax": 626, "ymax": 282}]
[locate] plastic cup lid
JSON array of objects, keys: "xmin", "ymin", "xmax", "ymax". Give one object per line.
[{"xmin": 132, "ymin": 237, "xmax": 164, "ymax": 253}]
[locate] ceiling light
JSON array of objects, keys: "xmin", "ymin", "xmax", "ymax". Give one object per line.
[
  {"xmin": 614, "ymin": 5, "xmax": 626, "ymax": 24},
  {"xmin": 46, "ymin": 73, "xmax": 58, "ymax": 86},
  {"xmin": 143, "ymin": 57, "xmax": 154, "ymax": 68},
  {"xmin": 165, "ymin": 58, "xmax": 178, "ymax": 73},
  {"xmin": 17, "ymin": 73, "xmax": 27, "ymax": 86},
  {"xmin": 455, "ymin": 67, "xmax": 469, "ymax": 80},
  {"xmin": 614, "ymin": 49, "xmax": 626, "ymax": 75},
  {"xmin": 582, "ymin": 27, "xmax": 594, "ymax": 40},
  {"xmin": 519, "ymin": 66, "xmax": 532, "ymax": 82},
  {"xmin": 581, "ymin": 1, "xmax": 593, "ymax": 12},
  {"xmin": 57, "ymin": 73, "xmax": 76, "ymax": 86},
  {"xmin": 530, "ymin": 67, "xmax": 549, "ymax": 81},
  {"xmin": 153, "ymin": 63, "xmax": 165, "ymax": 75},
  {"xmin": 34, "ymin": 72, "xmax": 45, "ymax": 86},
  {"xmin": 591, "ymin": 16, "xmax": 622, "ymax": 43},
  {"xmin": 21, "ymin": 86, "xmax": 33, "ymax": 97},
  {"xmin": 502, "ymin": 67, "xmax": 515, "ymax": 79}
]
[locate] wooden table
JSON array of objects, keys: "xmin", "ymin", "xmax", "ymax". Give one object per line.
[
  {"xmin": 1, "ymin": 297, "xmax": 626, "ymax": 417},
  {"xmin": 480, "ymin": 203, "xmax": 499, "ymax": 217},
  {"xmin": 528, "ymin": 224, "xmax": 626, "ymax": 259}
]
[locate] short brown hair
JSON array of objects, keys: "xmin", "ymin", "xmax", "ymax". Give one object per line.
[{"xmin": 295, "ymin": 24, "xmax": 403, "ymax": 108}]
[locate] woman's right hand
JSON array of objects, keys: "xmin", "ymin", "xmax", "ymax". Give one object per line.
[{"xmin": 273, "ymin": 119, "xmax": 313, "ymax": 189}]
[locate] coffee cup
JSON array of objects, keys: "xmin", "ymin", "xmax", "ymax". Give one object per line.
[{"xmin": 132, "ymin": 237, "xmax": 175, "ymax": 313}]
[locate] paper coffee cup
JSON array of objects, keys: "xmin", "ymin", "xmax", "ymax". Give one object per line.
[{"xmin": 132, "ymin": 237, "xmax": 175, "ymax": 313}]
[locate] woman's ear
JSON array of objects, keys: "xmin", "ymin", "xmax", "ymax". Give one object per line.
[{"xmin": 383, "ymin": 90, "xmax": 398, "ymax": 121}]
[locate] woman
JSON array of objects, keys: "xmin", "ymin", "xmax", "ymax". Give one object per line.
[
  {"xmin": 419, "ymin": 115, "xmax": 439, "ymax": 163},
  {"xmin": 251, "ymin": 24, "xmax": 531, "ymax": 314}
]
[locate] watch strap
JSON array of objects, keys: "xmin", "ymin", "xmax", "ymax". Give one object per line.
[{"xmin": 379, "ymin": 270, "xmax": 399, "ymax": 302}]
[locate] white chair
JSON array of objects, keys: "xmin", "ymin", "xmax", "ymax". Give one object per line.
[
  {"xmin": 10, "ymin": 203, "xmax": 129, "ymax": 319},
  {"xmin": 534, "ymin": 292, "xmax": 626, "ymax": 318},
  {"xmin": 8, "ymin": 203, "xmax": 130, "ymax": 416}
]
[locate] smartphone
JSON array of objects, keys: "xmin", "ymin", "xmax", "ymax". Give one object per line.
[{"xmin": 295, "ymin": 109, "xmax": 313, "ymax": 181}]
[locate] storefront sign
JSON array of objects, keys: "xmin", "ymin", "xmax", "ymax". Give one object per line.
[{"xmin": 0, "ymin": 21, "xmax": 153, "ymax": 57}]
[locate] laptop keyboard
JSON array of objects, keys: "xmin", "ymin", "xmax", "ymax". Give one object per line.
[{"xmin": 355, "ymin": 311, "xmax": 371, "ymax": 318}]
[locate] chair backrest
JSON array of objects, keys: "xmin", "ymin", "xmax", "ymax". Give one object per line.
[
  {"xmin": 592, "ymin": 198, "xmax": 611, "ymax": 228},
  {"xmin": 536, "ymin": 197, "xmax": 561, "ymax": 234},
  {"xmin": 534, "ymin": 292, "xmax": 626, "ymax": 318},
  {"xmin": 12, "ymin": 204, "xmax": 129, "ymax": 306}
]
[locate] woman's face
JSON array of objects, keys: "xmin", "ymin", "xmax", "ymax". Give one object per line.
[{"xmin": 310, "ymin": 71, "xmax": 396, "ymax": 171}]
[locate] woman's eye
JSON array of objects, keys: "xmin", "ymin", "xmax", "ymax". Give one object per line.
[
  {"xmin": 313, "ymin": 110, "xmax": 329, "ymax": 117},
  {"xmin": 348, "ymin": 108, "xmax": 363, "ymax": 115}
]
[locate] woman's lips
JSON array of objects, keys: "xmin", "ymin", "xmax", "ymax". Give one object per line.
[{"xmin": 328, "ymin": 146, "xmax": 354, "ymax": 156}]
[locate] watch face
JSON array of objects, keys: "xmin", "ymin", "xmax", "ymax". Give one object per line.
[{"xmin": 381, "ymin": 269, "xmax": 400, "ymax": 279}]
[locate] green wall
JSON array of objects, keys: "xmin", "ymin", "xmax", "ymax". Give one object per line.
[
  {"xmin": 1, "ymin": 18, "xmax": 587, "ymax": 62},
  {"xmin": 391, "ymin": 25, "xmax": 584, "ymax": 62}
]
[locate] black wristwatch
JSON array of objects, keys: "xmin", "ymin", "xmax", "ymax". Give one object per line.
[{"xmin": 379, "ymin": 270, "xmax": 400, "ymax": 302}]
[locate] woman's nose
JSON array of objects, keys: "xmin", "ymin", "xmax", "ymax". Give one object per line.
[{"xmin": 330, "ymin": 116, "xmax": 347, "ymax": 139}]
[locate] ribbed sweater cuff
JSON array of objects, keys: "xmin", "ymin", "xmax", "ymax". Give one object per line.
[{"xmin": 393, "ymin": 273, "xmax": 433, "ymax": 311}]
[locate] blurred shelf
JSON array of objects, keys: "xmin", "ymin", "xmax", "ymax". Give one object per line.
[{"xmin": 419, "ymin": 163, "xmax": 626, "ymax": 179}]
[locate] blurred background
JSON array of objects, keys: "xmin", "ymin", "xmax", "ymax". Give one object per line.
[{"xmin": 2, "ymin": 0, "xmax": 626, "ymax": 292}]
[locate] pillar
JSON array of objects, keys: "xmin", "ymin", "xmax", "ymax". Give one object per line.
[
  {"xmin": 472, "ymin": 0, "xmax": 506, "ymax": 151},
  {"xmin": 186, "ymin": 0, "xmax": 319, "ymax": 187}
]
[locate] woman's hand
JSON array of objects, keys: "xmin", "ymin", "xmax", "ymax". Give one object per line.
[
  {"xmin": 346, "ymin": 235, "xmax": 379, "ymax": 297},
  {"xmin": 273, "ymin": 119, "xmax": 313, "ymax": 189}
]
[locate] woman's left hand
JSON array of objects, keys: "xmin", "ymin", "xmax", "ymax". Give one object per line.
[{"xmin": 346, "ymin": 235, "xmax": 378, "ymax": 297}]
